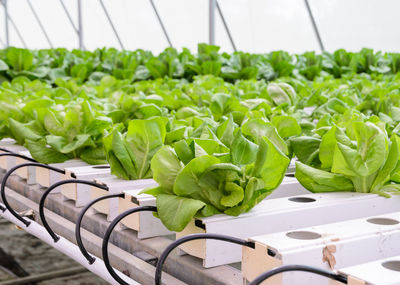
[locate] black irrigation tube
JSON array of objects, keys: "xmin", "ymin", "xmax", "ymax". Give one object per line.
[
  {"xmin": 248, "ymin": 264, "xmax": 348, "ymax": 285},
  {"xmin": 39, "ymin": 179, "xmax": 108, "ymax": 242},
  {"xmin": 1, "ymin": 158, "xmax": 54, "ymax": 219},
  {"xmin": 0, "ymin": 147, "xmax": 13, "ymax": 153},
  {"xmin": 154, "ymin": 233, "xmax": 256, "ymax": 285},
  {"xmin": 102, "ymin": 205, "xmax": 157, "ymax": 285},
  {"xmin": 76, "ymin": 193, "xmax": 124, "ymax": 264}
]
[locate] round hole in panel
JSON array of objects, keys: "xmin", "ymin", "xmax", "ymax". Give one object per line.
[
  {"xmin": 367, "ymin": 218, "xmax": 399, "ymax": 225},
  {"xmin": 286, "ymin": 231, "xmax": 321, "ymax": 240},
  {"xmin": 288, "ymin": 197, "xmax": 316, "ymax": 203},
  {"xmin": 382, "ymin": 261, "xmax": 400, "ymax": 272},
  {"xmin": 92, "ymin": 165, "xmax": 110, "ymax": 169}
]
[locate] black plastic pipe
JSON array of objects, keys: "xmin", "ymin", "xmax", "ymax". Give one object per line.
[
  {"xmin": 102, "ymin": 206, "xmax": 157, "ymax": 285},
  {"xmin": 155, "ymin": 233, "xmax": 255, "ymax": 285},
  {"xmin": 0, "ymin": 161, "xmax": 61, "ymax": 225},
  {"xmin": 39, "ymin": 179, "xmax": 108, "ymax": 242},
  {"xmin": 76, "ymin": 193, "xmax": 124, "ymax": 264}
]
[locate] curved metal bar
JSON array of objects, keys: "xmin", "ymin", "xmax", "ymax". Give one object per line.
[
  {"xmin": 39, "ymin": 179, "xmax": 108, "ymax": 242},
  {"xmin": 216, "ymin": 0, "xmax": 237, "ymax": 51},
  {"xmin": 76, "ymin": 193, "xmax": 124, "ymax": 264},
  {"xmin": 155, "ymin": 233, "xmax": 255, "ymax": 285},
  {"xmin": 102, "ymin": 206, "xmax": 157, "ymax": 285},
  {"xmin": 248, "ymin": 264, "xmax": 347, "ymax": 285}
]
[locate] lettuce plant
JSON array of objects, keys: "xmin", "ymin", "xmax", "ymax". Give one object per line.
[
  {"xmin": 295, "ymin": 120, "xmax": 400, "ymax": 196},
  {"xmin": 143, "ymin": 121, "xmax": 290, "ymax": 232}
]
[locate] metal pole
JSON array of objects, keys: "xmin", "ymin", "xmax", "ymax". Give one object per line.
[
  {"xmin": 304, "ymin": 0, "xmax": 324, "ymax": 52},
  {"xmin": 216, "ymin": 0, "xmax": 236, "ymax": 51},
  {"xmin": 77, "ymin": 0, "xmax": 83, "ymax": 49},
  {"xmin": 209, "ymin": 0, "xmax": 216, "ymax": 45},
  {"xmin": 98, "ymin": 0, "xmax": 125, "ymax": 50},
  {"xmin": 149, "ymin": 0, "xmax": 172, "ymax": 47},
  {"xmin": 4, "ymin": 0, "xmax": 9, "ymax": 47},
  {"xmin": 1, "ymin": 0, "xmax": 27, "ymax": 48},
  {"xmin": 59, "ymin": 0, "xmax": 78, "ymax": 34},
  {"xmin": 26, "ymin": 0, "xmax": 53, "ymax": 48}
]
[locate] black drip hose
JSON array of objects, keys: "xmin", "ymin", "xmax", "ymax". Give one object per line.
[
  {"xmin": 155, "ymin": 233, "xmax": 255, "ymax": 285},
  {"xmin": 39, "ymin": 179, "xmax": 109, "ymax": 242},
  {"xmin": 102, "ymin": 206, "xmax": 157, "ymax": 285},
  {"xmin": 0, "ymin": 162, "xmax": 60, "ymax": 225},
  {"xmin": 76, "ymin": 193, "xmax": 124, "ymax": 264},
  {"xmin": 0, "ymin": 147, "xmax": 13, "ymax": 153},
  {"xmin": 248, "ymin": 264, "xmax": 348, "ymax": 285}
]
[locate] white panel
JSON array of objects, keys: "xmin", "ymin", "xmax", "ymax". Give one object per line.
[
  {"xmin": 154, "ymin": 0, "xmax": 208, "ymax": 52},
  {"xmin": 310, "ymin": 0, "xmax": 400, "ymax": 52},
  {"xmin": 218, "ymin": 0, "xmax": 319, "ymax": 53},
  {"xmin": 25, "ymin": 0, "xmax": 77, "ymax": 49},
  {"xmin": 99, "ymin": 0, "xmax": 169, "ymax": 53}
]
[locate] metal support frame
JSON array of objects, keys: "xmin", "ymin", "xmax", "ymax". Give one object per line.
[
  {"xmin": 60, "ymin": 0, "xmax": 85, "ymax": 50},
  {"xmin": 216, "ymin": 0, "xmax": 236, "ymax": 51},
  {"xmin": 26, "ymin": 0, "xmax": 53, "ymax": 48},
  {"xmin": 77, "ymin": 0, "xmax": 83, "ymax": 49},
  {"xmin": 59, "ymin": 0, "xmax": 78, "ymax": 34},
  {"xmin": 1, "ymin": 0, "xmax": 27, "ymax": 48},
  {"xmin": 98, "ymin": 0, "xmax": 125, "ymax": 50},
  {"xmin": 304, "ymin": 0, "xmax": 324, "ymax": 52},
  {"xmin": 149, "ymin": 0, "xmax": 172, "ymax": 47},
  {"xmin": 0, "ymin": 36, "xmax": 5, "ymax": 47},
  {"xmin": 3, "ymin": 0, "xmax": 9, "ymax": 47},
  {"xmin": 209, "ymin": 0, "xmax": 216, "ymax": 45}
]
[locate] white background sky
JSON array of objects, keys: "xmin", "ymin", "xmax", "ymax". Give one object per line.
[{"xmin": 1, "ymin": 0, "xmax": 399, "ymax": 53}]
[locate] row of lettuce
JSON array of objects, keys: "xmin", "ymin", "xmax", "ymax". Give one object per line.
[
  {"xmin": 1, "ymin": 45, "xmax": 400, "ymax": 85},
  {"xmin": 2, "ymin": 47, "xmax": 400, "ymax": 231}
]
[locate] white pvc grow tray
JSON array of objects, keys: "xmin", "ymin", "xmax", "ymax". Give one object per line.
[
  {"xmin": 243, "ymin": 212, "xmax": 400, "ymax": 285},
  {"xmin": 36, "ymin": 159, "xmax": 89, "ymax": 192},
  {"xmin": 116, "ymin": 176, "xmax": 307, "ymax": 240},
  {"xmin": 91, "ymin": 177, "xmax": 157, "ymax": 221},
  {"xmin": 61, "ymin": 164, "xmax": 113, "ymax": 207},
  {"xmin": 331, "ymin": 255, "xmax": 400, "ymax": 285},
  {"xmin": 177, "ymin": 193, "xmax": 400, "ymax": 268},
  {"xmin": 0, "ymin": 139, "xmax": 28, "ymax": 170},
  {"xmin": 118, "ymin": 188, "xmax": 172, "ymax": 239}
]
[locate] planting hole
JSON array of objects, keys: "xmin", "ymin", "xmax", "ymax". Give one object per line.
[
  {"xmin": 92, "ymin": 165, "xmax": 110, "ymax": 169},
  {"xmin": 382, "ymin": 261, "xmax": 400, "ymax": 272},
  {"xmin": 367, "ymin": 218, "xmax": 399, "ymax": 225},
  {"xmin": 288, "ymin": 197, "xmax": 316, "ymax": 203},
  {"xmin": 285, "ymin": 173, "xmax": 295, "ymax": 178},
  {"xmin": 286, "ymin": 231, "xmax": 321, "ymax": 240}
]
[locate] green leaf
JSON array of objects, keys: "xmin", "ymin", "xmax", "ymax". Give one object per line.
[
  {"xmin": 156, "ymin": 194, "xmax": 206, "ymax": 232},
  {"xmin": 295, "ymin": 161, "xmax": 354, "ymax": 193},
  {"xmin": 6, "ymin": 47, "xmax": 33, "ymax": 71},
  {"xmin": 242, "ymin": 118, "xmax": 289, "ymax": 155},
  {"xmin": 319, "ymin": 126, "xmax": 337, "ymax": 169},
  {"xmin": 151, "ymin": 146, "xmax": 183, "ymax": 193},
  {"xmin": 231, "ymin": 130, "xmax": 258, "ymax": 166},
  {"xmin": 252, "ymin": 136, "xmax": 290, "ymax": 190},
  {"xmin": 290, "ymin": 136, "xmax": 321, "ymax": 166},
  {"xmin": 9, "ymin": 119, "xmax": 41, "ymax": 144},
  {"xmin": 271, "ymin": 115, "xmax": 302, "ymax": 139},
  {"xmin": 25, "ymin": 139, "xmax": 69, "ymax": 164},
  {"xmin": 145, "ymin": 58, "xmax": 167, "ymax": 79},
  {"xmin": 125, "ymin": 117, "xmax": 166, "ymax": 178}
]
